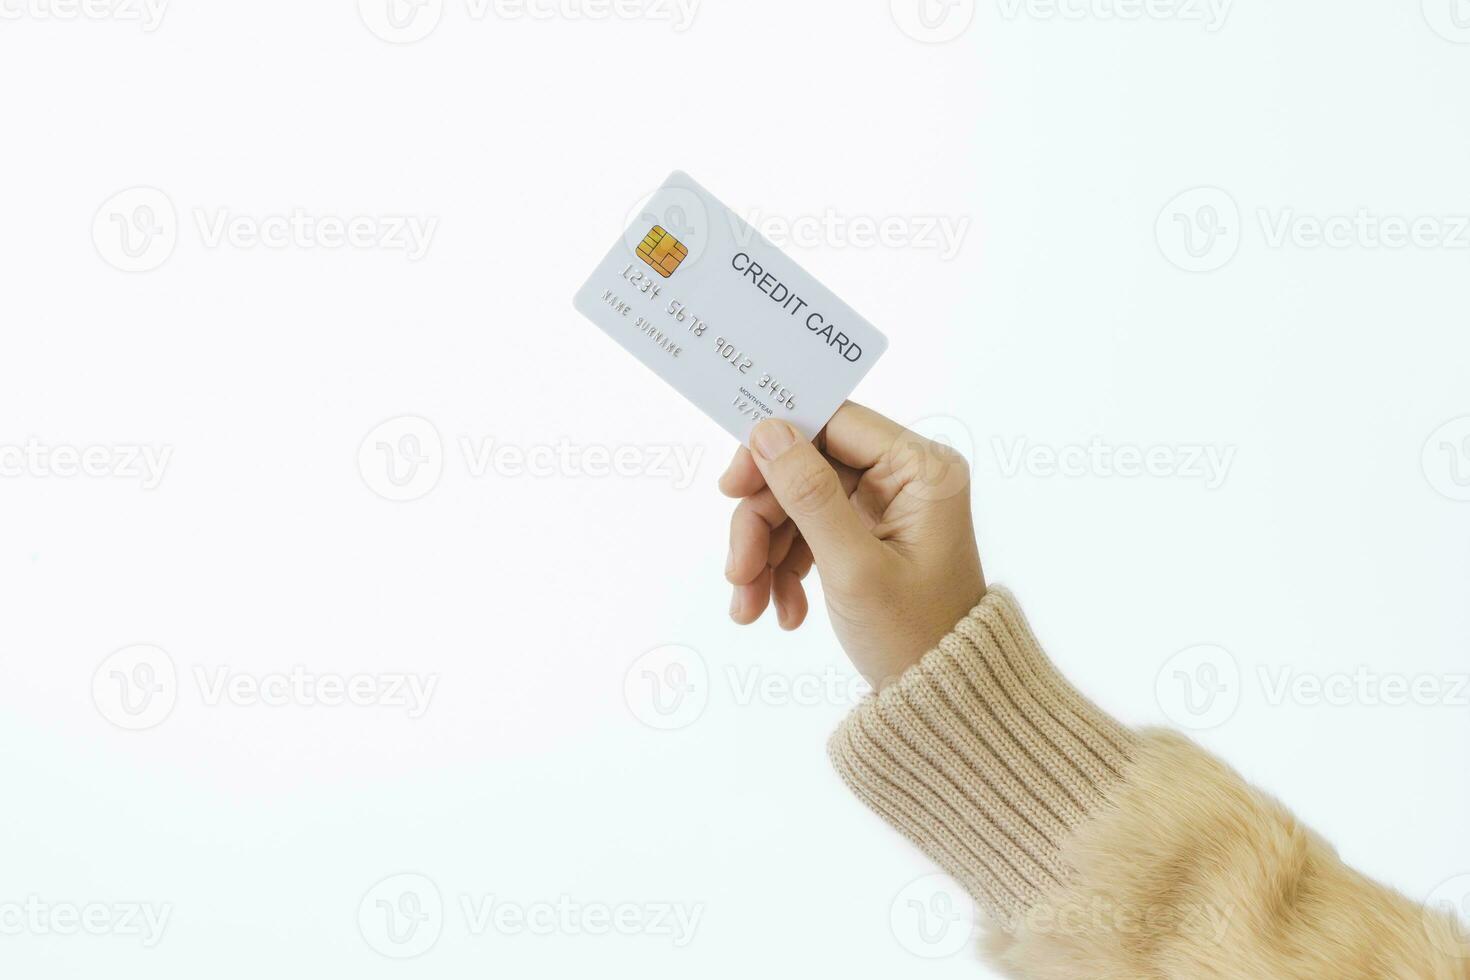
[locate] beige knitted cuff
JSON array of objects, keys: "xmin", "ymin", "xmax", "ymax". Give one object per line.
[{"xmin": 827, "ymin": 587, "xmax": 1137, "ymax": 927}]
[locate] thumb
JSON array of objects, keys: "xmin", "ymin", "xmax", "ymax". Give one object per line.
[{"xmin": 748, "ymin": 419, "xmax": 877, "ymax": 572}]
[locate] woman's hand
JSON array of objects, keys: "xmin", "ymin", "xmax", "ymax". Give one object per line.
[{"xmin": 720, "ymin": 401, "xmax": 985, "ymax": 688}]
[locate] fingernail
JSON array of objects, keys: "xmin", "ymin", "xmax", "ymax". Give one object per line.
[
  {"xmin": 729, "ymin": 591, "xmax": 741, "ymax": 619},
  {"xmin": 751, "ymin": 420, "xmax": 797, "ymax": 461}
]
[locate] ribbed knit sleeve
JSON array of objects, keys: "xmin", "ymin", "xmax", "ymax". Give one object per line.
[
  {"xmin": 828, "ymin": 587, "xmax": 1470, "ymax": 979},
  {"xmin": 827, "ymin": 586, "xmax": 1136, "ymax": 926}
]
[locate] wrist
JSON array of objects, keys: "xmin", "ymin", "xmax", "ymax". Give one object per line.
[{"xmin": 857, "ymin": 578, "xmax": 988, "ymax": 691}]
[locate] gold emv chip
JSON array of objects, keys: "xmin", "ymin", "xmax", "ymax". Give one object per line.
[{"xmin": 637, "ymin": 225, "xmax": 689, "ymax": 278}]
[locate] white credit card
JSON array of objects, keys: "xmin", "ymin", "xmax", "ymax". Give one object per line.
[{"xmin": 573, "ymin": 171, "xmax": 889, "ymax": 443}]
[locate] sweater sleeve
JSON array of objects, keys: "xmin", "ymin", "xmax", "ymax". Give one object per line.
[{"xmin": 828, "ymin": 587, "xmax": 1470, "ymax": 979}]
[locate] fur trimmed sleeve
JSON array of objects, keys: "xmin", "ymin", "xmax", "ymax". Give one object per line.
[{"xmin": 829, "ymin": 588, "xmax": 1469, "ymax": 979}]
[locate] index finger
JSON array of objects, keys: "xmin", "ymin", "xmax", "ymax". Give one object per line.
[
  {"xmin": 817, "ymin": 402, "xmax": 910, "ymax": 471},
  {"xmin": 719, "ymin": 402, "xmax": 911, "ymax": 500},
  {"xmin": 718, "ymin": 445, "xmax": 766, "ymax": 499}
]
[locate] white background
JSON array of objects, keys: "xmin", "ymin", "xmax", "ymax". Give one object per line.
[{"xmin": 3, "ymin": 0, "xmax": 1469, "ymax": 975}]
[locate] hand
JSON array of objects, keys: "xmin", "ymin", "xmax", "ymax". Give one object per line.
[{"xmin": 720, "ymin": 402, "xmax": 986, "ymax": 689}]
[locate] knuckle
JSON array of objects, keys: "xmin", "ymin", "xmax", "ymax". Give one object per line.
[
  {"xmin": 922, "ymin": 436, "xmax": 968, "ymax": 468},
  {"xmin": 886, "ymin": 431, "xmax": 926, "ymax": 462},
  {"xmin": 782, "ymin": 463, "xmax": 839, "ymax": 516},
  {"xmin": 891, "ymin": 433, "xmax": 970, "ymax": 494},
  {"xmin": 931, "ymin": 443, "xmax": 972, "ymax": 485},
  {"xmin": 927, "ymin": 438, "xmax": 969, "ymax": 469}
]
